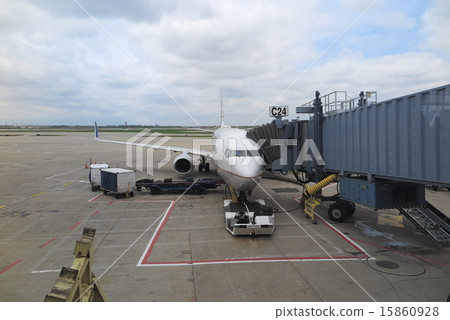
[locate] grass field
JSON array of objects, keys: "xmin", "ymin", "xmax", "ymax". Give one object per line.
[{"xmin": 0, "ymin": 126, "xmax": 215, "ymax": 137}]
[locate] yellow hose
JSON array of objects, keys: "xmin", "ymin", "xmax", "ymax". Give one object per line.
[{"xmin": 302, "ymin": 174, "xmax": 339, "ymax": 199}]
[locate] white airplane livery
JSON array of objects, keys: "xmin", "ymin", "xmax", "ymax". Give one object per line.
[{"xmin": 94, "ymin": 107, "xmax": 265, "ymax": 196}]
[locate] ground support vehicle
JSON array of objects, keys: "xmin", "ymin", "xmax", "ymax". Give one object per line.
[{"xmin": 136, "ymin": 178, "xmax": 220, "ymax": 195}]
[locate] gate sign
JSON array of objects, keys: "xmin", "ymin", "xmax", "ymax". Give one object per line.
[{"xmin": 269, "ymin": 106, "xmax": 289, "ymax": 118}]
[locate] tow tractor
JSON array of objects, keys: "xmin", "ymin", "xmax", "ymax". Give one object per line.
[{"xmin": 224, "ymin": 185, "xmax": 275, "ymax": 236}]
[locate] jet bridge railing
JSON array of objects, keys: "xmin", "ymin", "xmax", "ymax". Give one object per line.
[{"xmin": 300, "ymin": 91, "xmax": 377, "ymax": 116}]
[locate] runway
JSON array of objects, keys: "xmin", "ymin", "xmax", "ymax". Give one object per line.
[{"xmin": 0, "ymin": 132, "xmax": 449, "ymax": 301}]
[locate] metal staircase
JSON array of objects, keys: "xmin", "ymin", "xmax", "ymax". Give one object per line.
[{"xmin": 400, "ymin": 202, "xmax": 450, "ymax": 248}]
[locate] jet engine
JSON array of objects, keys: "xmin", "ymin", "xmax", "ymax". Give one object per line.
[{"xmin": 173, "ymin": 154, "xmax": 193, "ymax": 174}]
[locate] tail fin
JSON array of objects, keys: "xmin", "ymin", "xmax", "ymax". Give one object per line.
[
  {"xmin": 220, "ymin": 90, "xmax": 225, "ymax": 128},
  {"xmin": 94, "ymin": 122, "xmax": 99, "ymax": 140}
]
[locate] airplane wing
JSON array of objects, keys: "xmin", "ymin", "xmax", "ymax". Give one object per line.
[
  {"xmin": 95, "ymin": 122, "xmax": 214, "ymax": 159},
  {"xmin": 183, "ymin": 127, "xmax": 216, "ymax": 133}
]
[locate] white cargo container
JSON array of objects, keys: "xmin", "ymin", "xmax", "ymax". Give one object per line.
[
  {"xmin": 100, "ymin": 168, "xmax": 136, "ymax": 199},
  {"xmin": 89, "ymin": 163, "xmax": 110, "ymax": 191}
]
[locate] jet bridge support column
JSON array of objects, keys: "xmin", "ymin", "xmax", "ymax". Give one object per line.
[{"xmin": 312, "ymin": 91, "xmax": 325, "ymax": 181}]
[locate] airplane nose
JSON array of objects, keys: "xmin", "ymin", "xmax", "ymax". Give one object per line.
[{"xmin": 235, "ymin": 157, "xmax": 264, "ymax": 178}]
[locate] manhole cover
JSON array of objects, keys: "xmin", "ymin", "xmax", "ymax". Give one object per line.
[
  {"xmin": 375, "ymin": 260, "xmax": 399, "ymax": 269},
  {"xmin": 367, "ymin": 254, "xmax": 426, "ymax": 276}
]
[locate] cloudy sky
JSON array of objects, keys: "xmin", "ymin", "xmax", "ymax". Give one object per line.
[{"xmin": 0, "ymin": 0, "xmax": 449, "ymax": 126}]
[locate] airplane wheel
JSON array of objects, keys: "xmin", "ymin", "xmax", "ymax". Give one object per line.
[{"xmin": 328, "ymin": 202, "xmax": 348, "ymax": 222}]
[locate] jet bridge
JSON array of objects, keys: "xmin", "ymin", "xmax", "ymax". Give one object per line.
[{"xmin": 248, "ymin": 84, "xmax": 450, "ymax": 246}]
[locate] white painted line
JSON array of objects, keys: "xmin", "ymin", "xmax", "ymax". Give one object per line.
[
  {"xmin": 31, "ymin": 269, "xmax": 61, "ymax": 274},
  {"xmin": 137, "ymin": 201, "xmax": 176, "ymax": 266},
  {"xmin": 140, "ymin": 257, "xmax": 364, "ymax": 267},
  {"xmin": 294, "ymin": 195, "xmax": 372, "ymax": 259}
]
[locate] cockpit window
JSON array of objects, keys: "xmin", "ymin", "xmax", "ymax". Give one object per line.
[
  {"xmin": 235, "ymin": 150, "xmax": 246, "ymax": 157},
  {"xmin": 226, "ymin": 149, "xmax": 259, "ymax": 157}
]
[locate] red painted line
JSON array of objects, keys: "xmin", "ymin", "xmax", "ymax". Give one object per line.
[
  {"xmin": 106, "ymin": 201, "xmax": 114, "ymax": 206},
  {"xmin": 88, "ymin": 194, "xmax": 171, "ymax": 204},
  {"xmin": 90, "ymin": 210, "xmax": 100, "ymax": 217},
  {"xmin": 0, "ymin": 259, "xmax": 23, "ymax": 274},
  {"xmin": 39, "ymin": 237, "xmax": 57, "ymax": 248},
  {"xmin": 350, "ymin": 237, "xmax": 450, "ymax": 268},
  {"xmin": 88, "ymin": 194, "xmax": 103, "ymax": 202},
  {"xmin": 294, "ymin": 196, "xmax": 369, "ymax": 259},
  {"xmin": 139, "ymin": 195, "xmax": 370, "ymax": 266},
  {"xmin": 314, "ymin": 213, "xmax": 369, "ymax": 259},
  {"xmin": 143, "ymin": 256, "xmax": 360, "ymax": 266},
  {"xmin": 141, "ymin": 201, "xmax": 177, "ymax": 264},
  {"xmin": 69, "ymin": 222, "xmax": 81, "ymax": 230},
  {"xmin": 139, "ymin": 199, "xmax": 365, "ymax": 266}
]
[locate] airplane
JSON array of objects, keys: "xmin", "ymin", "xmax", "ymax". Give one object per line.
[{"xmin": 94, "ymin": 103, "xmax": 265, "ymax": 201}]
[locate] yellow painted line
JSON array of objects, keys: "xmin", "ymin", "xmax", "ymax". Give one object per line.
[
  {"xmin": 0, "ymin": 205, "xmax": 6, "ymax": 209},
  {"xmin": 29, "ymin": 191, "xmax": 47, "ymax": 198},
  {"xmin": 63, "ymin": 181, "xmax": 77, "ymax": 187}
]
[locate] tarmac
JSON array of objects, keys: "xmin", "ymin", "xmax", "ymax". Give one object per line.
[{"xmin": 0, "ymin": 131, "xmax": 449, "ymax": 302}]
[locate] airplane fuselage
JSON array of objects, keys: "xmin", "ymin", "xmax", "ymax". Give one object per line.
[
  {"xmin": 212, "ymin": 126, "xmax": 264, "ymax": 192},
  {"xmin": 94, "ymin": 122, "xmax": 265, "ymax": 193}
]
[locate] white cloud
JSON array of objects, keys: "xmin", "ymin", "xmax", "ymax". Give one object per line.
[
  {"xmin": 421, "ymin": 0, "xmax": 450, "ymax": 57},
  {"xmin": 0, "ymin": 0, "xmax": 448, "ymax": 126}
]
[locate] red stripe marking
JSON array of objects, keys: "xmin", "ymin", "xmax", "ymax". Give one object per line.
[
  {"xmin": 88, "ymin": 194, "xmax": 103, "ymax": 202},
  {"xmin": 69, "ymin": 222, "xmax": 81, "ymax": 230},
  {"xmin": 106, "ymin": 201, "xmax": 114, "ymax": 206},
  {"xmin": 40, "ymin": 237, "xmax": 57, "ymax": 248},
  {"xmin": 0, "ymin": 259, "xmax": 23, "ymax": 274},
  {"xmin": 90, "ymin": 210, "xmax": 100, "ymax": 217},
  {"xmin": 141, "ymin": 201, "xmax": 177, "ymax": 264},
  {"xmin": 294, "ymin": 196, "xmax": 368, "ymax": 258},
  {"xmin": 144, "ymin": 256, "xmax": 359, "ymax": 266},
  {"xmin": 140, "ymin": 199, "xmax": 365, "ymax": 265},
  {"xmin": 314, "ymin": 213, "xmax": 368, "ymax": 259}
]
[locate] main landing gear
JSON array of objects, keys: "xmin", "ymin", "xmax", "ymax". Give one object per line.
[{"xmin": 198, "ymin": 156, "xmax": 210, "ymax": 172}]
